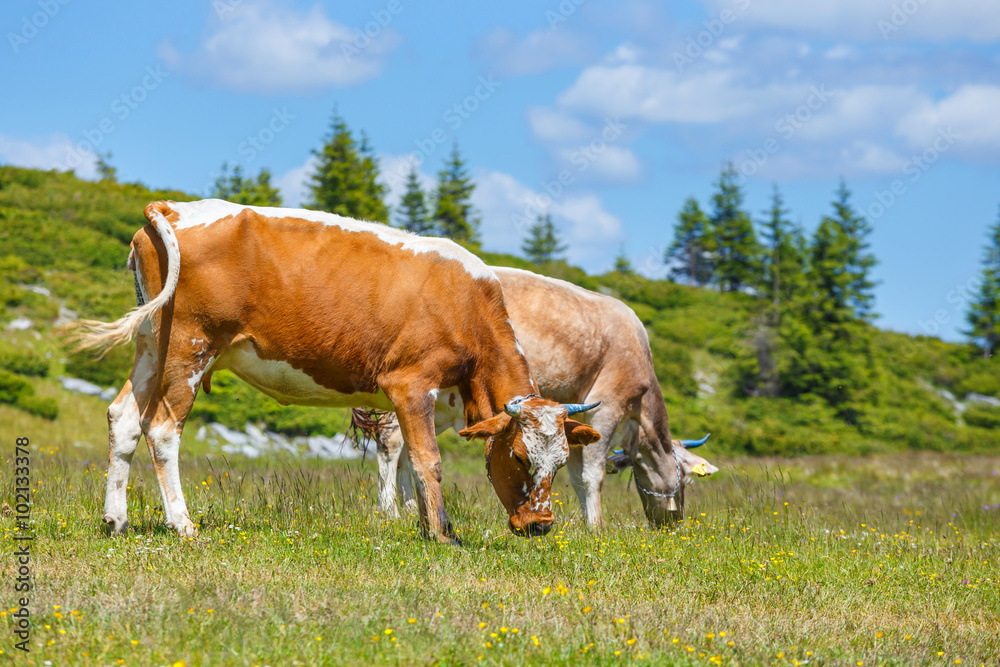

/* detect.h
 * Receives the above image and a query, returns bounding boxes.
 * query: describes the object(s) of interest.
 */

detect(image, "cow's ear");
[564,419,600,446]
[458,412,512,441]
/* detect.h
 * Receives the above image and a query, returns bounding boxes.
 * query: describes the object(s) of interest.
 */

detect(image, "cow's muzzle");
[509,510,554,537]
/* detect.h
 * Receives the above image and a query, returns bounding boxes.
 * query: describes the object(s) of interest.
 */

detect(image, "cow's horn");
[503,402,522,417]
[565,401,601,415]
[680,433,711,448]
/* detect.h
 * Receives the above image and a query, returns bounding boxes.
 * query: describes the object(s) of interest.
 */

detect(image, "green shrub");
[964,404,1000,430]
[0,369,32,403]
[16,394,59,420]
[65,344,134,388]
[647,338,697,398]
[0,348,49,377]
[955,369,1000,399]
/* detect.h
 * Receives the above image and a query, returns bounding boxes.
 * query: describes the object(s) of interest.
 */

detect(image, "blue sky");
[2,0,999,342]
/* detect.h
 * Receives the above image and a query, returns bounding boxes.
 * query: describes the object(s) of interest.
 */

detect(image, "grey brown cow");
[358,266,718,527]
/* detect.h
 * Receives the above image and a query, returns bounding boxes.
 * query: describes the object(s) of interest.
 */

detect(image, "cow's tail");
[64,202,181,356]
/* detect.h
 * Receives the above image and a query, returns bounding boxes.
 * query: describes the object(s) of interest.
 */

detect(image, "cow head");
[459,395,600,536]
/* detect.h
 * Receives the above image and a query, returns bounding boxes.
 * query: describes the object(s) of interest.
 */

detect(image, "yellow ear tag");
[692,463,708,477]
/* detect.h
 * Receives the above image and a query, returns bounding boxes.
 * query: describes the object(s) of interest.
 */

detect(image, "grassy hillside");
[0,166,997,456]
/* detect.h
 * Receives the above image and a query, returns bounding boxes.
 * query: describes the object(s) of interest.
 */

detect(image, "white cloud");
[823,44,857,60]
[169,0,399,94]
[473,169,623,267]
[0,134,98,180]
[705,0,1000,42]
[526,106,593,143]
[557,63,805,124]
[556,145,642,183]
[275,156,316,208]
[476,27,590,77]
[897,85,1000,160]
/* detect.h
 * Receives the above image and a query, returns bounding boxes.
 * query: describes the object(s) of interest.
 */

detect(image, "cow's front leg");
[387,388,458,545]
[568,402,629,528]
[104,381,142,534]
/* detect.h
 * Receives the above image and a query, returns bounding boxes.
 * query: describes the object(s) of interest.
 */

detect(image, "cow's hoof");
[103,514,129,535]
[435,533,462,547]
[168,520,198,538]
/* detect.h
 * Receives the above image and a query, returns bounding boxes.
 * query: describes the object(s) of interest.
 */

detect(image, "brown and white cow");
[358,266,719,528]
[70,200,600,543]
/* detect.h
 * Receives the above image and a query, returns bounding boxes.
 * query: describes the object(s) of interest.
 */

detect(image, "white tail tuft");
[63,205,181,356]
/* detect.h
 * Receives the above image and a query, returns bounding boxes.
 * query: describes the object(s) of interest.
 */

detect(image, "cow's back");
[136,200,512,401]
[492,267,650,404]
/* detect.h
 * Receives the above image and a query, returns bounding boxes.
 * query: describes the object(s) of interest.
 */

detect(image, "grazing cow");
[70,200,600,543]
[355,267,719,527]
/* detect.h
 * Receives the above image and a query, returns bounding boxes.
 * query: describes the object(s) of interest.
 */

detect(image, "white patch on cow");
[505,318,527,359]
[215,339,394,410]
[165,199,498,282]
[518,403,570,487]
[429,388,439,400]
[134,264,150,304]
[186,355,216,395]
[432,386,465,433]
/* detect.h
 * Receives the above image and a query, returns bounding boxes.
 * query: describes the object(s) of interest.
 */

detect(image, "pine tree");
[307,112,388,222]
[521,214,566,264]
[759,185,806,321]
[966,208,1000,359]
[665,197,714,286]
[778,216,875,423]
[710,164,761,293]
[614,247,633,275]
[735,186,807,398]
[432,144,480,244]
[826,180,877,321]
[211,163,282,206]
[96,152,117,182]
[397,166,432,234]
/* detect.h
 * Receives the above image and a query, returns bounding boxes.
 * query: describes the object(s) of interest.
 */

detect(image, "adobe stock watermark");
[54,65,170,174]
[877,0,931,40]
[863,127,958,221]
[7,0,71,54]
[734,84,832,185]
[916,273,987,338]
[386,75,502,190]
[510,117,627,233]
[673,0,751,72]
[197,107,295,196]
[547,0,590,30]
[340,0,414,63]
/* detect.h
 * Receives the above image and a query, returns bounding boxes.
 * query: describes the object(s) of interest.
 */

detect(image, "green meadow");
[2,390,998,666]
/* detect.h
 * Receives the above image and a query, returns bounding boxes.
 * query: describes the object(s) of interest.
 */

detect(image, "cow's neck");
[466,345,536,425]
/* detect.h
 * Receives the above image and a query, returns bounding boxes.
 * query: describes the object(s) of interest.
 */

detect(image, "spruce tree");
[711,164,761,293]
[521,214,566,264]
[211,163,282,206]
[779,216,875,423]
[760,185,806,320]
[307,112,388,222]
[966,208,1000,359]
[432,144,480,244]
[614,247,633,275]
[665,197,714,286]
[397,166,432,234]
[826,180,877,321]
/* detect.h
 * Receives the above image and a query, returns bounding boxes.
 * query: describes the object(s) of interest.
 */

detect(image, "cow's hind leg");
[140,354,214,537]
[376,424,406,519]
[397,445,418,513]
[103,380,142,534]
